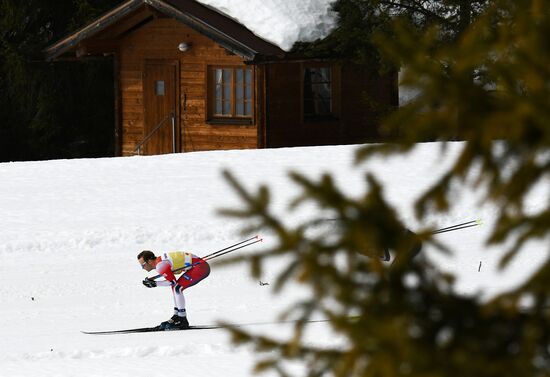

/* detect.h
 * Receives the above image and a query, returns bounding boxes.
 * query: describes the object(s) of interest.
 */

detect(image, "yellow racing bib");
[165,251,193,270]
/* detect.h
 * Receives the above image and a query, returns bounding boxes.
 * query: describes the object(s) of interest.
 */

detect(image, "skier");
[361,227,423,262]
[137,250,210,330]
[381,228,423,262]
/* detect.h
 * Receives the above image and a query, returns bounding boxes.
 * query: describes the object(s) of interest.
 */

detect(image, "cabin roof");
[44,0,285,62]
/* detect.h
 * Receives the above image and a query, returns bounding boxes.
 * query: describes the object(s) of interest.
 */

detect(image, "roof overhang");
[44,0,285,62]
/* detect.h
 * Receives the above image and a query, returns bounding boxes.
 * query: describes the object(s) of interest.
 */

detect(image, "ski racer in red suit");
[137,250,210,330]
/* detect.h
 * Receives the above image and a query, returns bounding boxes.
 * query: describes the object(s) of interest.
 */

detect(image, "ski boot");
[160,315,190,330]
[159,315,178,330]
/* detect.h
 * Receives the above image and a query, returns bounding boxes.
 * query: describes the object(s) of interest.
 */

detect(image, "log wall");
[118,17,258,156]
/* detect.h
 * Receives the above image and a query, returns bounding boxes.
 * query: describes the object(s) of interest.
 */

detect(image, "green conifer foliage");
[221,1,550,376]
[0,0,122,161]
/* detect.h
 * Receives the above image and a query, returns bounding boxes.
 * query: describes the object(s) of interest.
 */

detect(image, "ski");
[82,324,221,335]
[82,318,331,335]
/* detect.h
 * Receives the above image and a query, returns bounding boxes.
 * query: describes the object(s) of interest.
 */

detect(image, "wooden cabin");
[45,0,397,156]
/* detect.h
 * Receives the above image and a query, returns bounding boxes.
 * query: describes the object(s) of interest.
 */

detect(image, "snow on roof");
[196,0,338,51]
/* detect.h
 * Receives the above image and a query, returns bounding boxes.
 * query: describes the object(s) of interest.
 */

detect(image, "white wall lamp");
[178,42,191,52]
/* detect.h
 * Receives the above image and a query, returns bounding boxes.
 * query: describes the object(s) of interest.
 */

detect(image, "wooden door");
[143,61,179,155]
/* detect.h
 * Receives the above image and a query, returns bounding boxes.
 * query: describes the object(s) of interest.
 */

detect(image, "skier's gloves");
[142,278,157,288]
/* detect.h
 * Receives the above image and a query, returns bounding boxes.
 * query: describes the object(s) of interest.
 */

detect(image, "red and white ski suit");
[154,251,210,315]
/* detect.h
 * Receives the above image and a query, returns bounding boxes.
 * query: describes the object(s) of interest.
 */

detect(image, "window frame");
[207,65,254,125]
[302,63,340,122]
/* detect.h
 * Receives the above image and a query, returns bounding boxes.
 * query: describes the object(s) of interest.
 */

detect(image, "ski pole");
[149,236,263,280]
[432,220,478,233]
[432,223,479,235]
[203,237,263,262]
[431,219,482,235]
[171,237,263,276]
[201,235,260,260]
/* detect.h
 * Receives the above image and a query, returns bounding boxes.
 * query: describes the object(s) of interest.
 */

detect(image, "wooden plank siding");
[264,61,397,148]
[339,64,398,142]
[118,17,258,156]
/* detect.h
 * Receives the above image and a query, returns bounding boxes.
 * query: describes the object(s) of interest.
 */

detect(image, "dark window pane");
[304,99,314,115]
[236,69,243,86]
[223,69,232,83]
[155,81,165,96]
[236,83,244,101]
[304,66,332,116]
[236,101,244,116]
[224,83,231,102]
[318,67,330,82]
[223,100,231,115]
[314,98,331,114]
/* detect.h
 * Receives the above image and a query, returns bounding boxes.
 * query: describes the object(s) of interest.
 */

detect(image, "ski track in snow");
[0,143,548,376]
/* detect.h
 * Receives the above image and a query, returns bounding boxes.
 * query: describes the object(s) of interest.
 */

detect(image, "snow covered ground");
[0,143,548,376]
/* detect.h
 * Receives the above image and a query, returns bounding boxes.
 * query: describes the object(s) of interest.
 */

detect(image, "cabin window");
[209,66,253,123]
[155,81,165,96]
[303,66,333,119]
